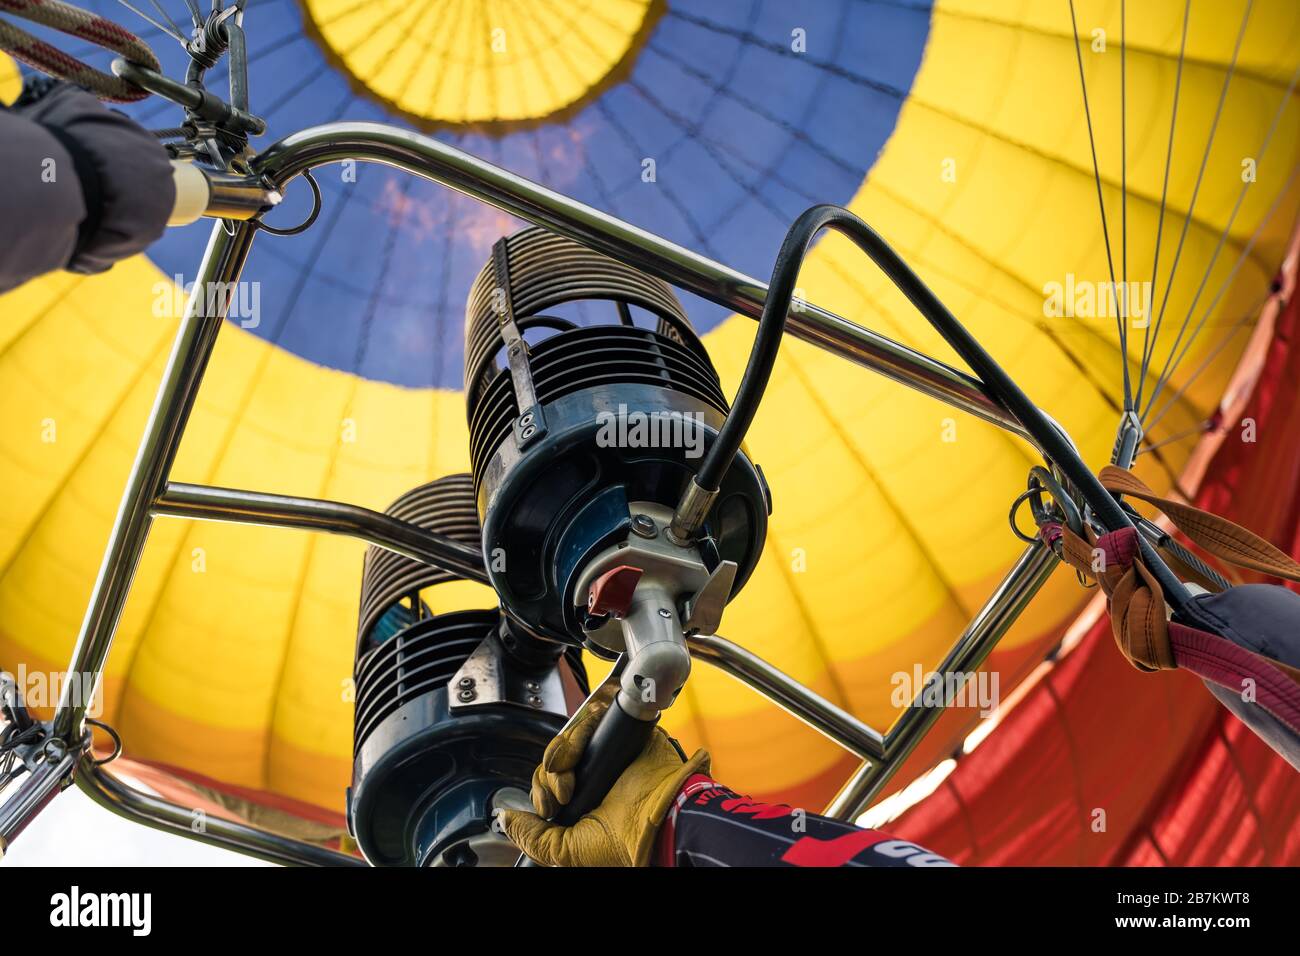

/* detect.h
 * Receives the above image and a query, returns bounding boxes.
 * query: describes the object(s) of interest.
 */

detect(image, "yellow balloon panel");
[301,0,660,128]
[0,53,19,103]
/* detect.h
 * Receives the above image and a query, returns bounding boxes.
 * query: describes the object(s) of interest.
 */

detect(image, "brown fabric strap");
[1057,523,1174,671]
[1098,466,1300,582]
[1053,467,1300,674]
[1059,521,1099,577]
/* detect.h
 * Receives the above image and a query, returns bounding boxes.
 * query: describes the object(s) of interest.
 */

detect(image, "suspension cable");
[1120,0,1129,402]
[1142,161,1299,431]
[1135,0,1190,410]
[1138,420,1213,458]
[116,0,185,44]
[1069,0,1130,409]
[1142,294,1268,437]
[1141,65,1300,423]
[1137,0,1253,406]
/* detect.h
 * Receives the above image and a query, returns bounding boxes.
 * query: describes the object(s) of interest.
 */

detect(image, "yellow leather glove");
[500,694,709,867]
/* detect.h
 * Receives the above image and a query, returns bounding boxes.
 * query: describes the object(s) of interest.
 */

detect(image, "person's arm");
[657,773,953,867]
[0,76,174,294]
[500,695,953,867]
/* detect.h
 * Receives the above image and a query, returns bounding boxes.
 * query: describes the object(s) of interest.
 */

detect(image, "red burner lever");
[587,565,643,619]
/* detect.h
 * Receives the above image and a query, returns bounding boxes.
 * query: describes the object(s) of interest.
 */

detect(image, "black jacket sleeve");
[0,76,174,294]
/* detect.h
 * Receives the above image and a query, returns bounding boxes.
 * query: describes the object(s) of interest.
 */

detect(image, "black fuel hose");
[693,204,1197,619]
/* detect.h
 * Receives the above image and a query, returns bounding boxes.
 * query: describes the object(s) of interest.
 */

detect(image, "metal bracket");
[491,238,547,449]
[682,559,738,635]
[1010,464,1083,546]
[574,503,713,654]
[448,628,567,717]
[0,719,81,850]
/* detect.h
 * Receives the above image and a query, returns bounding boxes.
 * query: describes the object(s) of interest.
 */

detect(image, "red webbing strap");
[1170,623,1300,736]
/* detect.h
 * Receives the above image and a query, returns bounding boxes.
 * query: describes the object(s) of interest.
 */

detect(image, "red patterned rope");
[0,0,159,102]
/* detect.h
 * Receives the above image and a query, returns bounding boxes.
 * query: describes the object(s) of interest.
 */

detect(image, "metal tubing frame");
[0,749,76,856]
[75,756,364,867]
[4,121,1076,864]
[687,634,886,761]
[686,540,1058,821]
[251,123,1036,445]
[823,542,1059,820]
[153,482,488,584]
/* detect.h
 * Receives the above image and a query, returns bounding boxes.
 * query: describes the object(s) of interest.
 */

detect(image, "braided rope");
[0,0,158,102]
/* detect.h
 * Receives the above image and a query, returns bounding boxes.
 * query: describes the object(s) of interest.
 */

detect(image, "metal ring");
[1027,465,1084,534]
[255,170,321,236]
[1008,488,1041,544]
[85,718,123,766]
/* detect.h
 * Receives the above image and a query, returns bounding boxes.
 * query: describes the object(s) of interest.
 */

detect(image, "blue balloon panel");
[69,0,931,387]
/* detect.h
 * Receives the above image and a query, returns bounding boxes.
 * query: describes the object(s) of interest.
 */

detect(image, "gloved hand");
[500,692,709,867]
[1,76,174,292]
